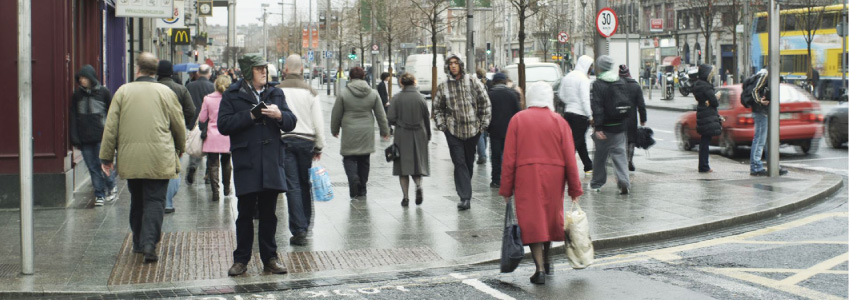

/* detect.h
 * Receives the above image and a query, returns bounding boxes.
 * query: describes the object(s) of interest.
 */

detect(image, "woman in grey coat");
[330,67,390,199]
[387,73,431,207]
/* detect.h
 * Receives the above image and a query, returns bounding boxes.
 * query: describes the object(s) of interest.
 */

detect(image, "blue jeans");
[166,176,180,209]
[80,143,115,198]
[750,112,768,173]
[477,131,488,161]
[282,138,315,236]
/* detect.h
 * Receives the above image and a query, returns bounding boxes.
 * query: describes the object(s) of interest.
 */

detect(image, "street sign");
[172,28,191,45]
[558,31,569,43]
[157,0,186,29]
[308,51,314,61]
[596,8,618,38]
[325,51,333,58]
[837,21,847,37]
[650,18,663,32]
[400,43,417,49]
[372,44,379,51]
[117,0,173,18]
[371,50,380,54]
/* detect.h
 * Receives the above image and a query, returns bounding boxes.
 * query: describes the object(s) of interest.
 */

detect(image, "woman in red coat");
[499,81,584,284]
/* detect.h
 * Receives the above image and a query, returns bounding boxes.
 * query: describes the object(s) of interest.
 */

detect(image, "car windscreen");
[524,67,560,83]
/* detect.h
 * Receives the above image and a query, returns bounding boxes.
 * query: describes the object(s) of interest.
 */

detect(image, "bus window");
[820,12,837,29]
[781,15,797,31]
[756,16,767,33]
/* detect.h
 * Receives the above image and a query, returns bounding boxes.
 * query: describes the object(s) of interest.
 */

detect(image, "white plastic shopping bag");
[565,202,594,269]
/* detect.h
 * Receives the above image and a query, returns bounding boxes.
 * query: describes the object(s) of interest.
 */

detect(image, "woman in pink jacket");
[199,76,233,202]
[499,82,584,285]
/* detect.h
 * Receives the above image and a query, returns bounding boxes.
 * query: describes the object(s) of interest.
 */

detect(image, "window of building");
[666,4,675,30]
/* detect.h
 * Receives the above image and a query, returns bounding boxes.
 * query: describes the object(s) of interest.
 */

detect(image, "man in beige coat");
[100,52,186,263]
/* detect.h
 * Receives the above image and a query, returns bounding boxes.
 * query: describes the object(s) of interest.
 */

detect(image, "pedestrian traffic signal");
[486,42,491,55]
[193,50,198,61]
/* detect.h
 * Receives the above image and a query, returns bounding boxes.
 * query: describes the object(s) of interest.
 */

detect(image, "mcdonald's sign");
[173,28,191,45]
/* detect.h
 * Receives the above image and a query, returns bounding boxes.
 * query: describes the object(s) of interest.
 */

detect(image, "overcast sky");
[206,0,332,27]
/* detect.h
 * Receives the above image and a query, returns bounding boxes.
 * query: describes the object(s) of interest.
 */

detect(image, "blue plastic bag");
[309,165,334,202]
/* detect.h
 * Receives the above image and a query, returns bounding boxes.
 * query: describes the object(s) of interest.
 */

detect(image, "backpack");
[602,79,633,123]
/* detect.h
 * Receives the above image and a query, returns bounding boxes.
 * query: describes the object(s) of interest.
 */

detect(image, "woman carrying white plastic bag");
[565,202,594,269]
[499,82,584,285]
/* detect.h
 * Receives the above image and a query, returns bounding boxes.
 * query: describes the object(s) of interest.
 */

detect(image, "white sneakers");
[95,197,105,206]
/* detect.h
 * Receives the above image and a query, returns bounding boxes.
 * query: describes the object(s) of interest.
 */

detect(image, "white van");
[404,54,445,96]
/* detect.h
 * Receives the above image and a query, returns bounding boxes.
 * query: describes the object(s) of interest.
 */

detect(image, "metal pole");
[768,0,780,177]
[594,0,608,59]
[17,0,34,275]
[309,0,313,85]
[128,19,135,83]
[370,0,376,88]
[625,0,630,69]
[843,2,847,85]
[228,0,236,67]
[743,0,750,77]
[467,0,475,74]
[326,0,330,95]
[263,7,268,62]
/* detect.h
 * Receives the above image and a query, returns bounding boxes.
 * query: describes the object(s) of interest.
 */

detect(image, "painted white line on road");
[784,156,849,162]
[779,252,849,285]
[451,273,515,300]
[653,129,674,134]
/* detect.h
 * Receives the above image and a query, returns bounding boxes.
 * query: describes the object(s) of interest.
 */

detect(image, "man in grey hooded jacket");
[589,55,631,195]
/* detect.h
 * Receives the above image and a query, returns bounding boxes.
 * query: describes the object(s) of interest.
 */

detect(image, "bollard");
[715,73,722,87]
[727,74,734,85]
[661,76,667,100]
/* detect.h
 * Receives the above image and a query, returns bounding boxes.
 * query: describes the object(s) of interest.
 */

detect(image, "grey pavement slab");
[0,91,841,294]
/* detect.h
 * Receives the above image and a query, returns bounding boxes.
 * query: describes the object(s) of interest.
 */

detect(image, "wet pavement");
[0,89,842,296]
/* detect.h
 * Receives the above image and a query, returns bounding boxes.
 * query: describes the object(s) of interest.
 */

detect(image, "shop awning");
[662,56,681,67]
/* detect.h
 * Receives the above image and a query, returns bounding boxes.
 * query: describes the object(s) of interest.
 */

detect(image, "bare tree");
[534,2,567,63]
[510,0,542,95]
[684,0,723,65]
[379,1,416,95]
[791,0,832,80]
[410,0,452,98]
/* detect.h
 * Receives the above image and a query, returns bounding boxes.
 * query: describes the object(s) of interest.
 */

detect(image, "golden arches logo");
[174,29,190,44]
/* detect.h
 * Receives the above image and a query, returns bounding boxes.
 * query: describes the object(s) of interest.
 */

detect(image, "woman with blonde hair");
[198,75,233,202]
[387,73,430,206]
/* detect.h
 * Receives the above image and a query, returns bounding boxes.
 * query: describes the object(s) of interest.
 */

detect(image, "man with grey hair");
[100,52,186,262]
[279,54,325,246]
[185,64,216,185]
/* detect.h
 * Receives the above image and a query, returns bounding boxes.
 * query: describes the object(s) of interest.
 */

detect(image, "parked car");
[503,62,564,108]
[823,94,848,148]
[675,83,823,157]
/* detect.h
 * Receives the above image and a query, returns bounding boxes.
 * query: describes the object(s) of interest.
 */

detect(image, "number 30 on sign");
[596,8,618,38]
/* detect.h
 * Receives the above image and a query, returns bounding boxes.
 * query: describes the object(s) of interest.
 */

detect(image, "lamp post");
[580,0,587,57]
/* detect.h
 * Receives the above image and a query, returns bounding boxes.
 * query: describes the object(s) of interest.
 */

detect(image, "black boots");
[530,271,546,284]
[457,199,471,211]
[186,167,196,184]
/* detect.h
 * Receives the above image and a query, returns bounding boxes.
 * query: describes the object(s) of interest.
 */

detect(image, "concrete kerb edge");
[644,104,693,113]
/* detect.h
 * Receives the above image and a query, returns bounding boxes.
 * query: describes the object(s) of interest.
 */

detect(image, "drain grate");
[445,228,503,243]
[108,231,441,285]
[0,264,20,278]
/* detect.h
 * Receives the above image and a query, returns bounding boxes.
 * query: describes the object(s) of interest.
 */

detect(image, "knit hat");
[595,55,615,73]
[157,60,173,78]
[492,72,507,83]
[238,54,268,81]
[618,64,631,78]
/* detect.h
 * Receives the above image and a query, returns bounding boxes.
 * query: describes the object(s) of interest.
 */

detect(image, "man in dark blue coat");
[218,55,297,276]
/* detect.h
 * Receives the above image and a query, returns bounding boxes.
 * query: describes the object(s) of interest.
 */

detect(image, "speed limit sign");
[596,8,618,38]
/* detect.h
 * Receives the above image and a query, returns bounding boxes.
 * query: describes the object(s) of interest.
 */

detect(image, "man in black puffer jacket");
[70,65,117,206]
[618,65,647,172]
[589,55,631,195]
[692,64,722,173]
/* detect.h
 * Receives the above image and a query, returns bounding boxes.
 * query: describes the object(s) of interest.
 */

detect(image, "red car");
[675,83,823,157]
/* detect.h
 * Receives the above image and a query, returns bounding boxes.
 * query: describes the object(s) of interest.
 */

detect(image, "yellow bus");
[752,5,847,99]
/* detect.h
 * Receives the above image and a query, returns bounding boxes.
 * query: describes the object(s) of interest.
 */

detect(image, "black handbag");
[384,144,400,162]
[636,126,656,149]
[500,199,524,273]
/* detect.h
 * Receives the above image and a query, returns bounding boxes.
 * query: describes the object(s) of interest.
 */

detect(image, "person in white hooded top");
[558,55,594,174]
[277,54,326,246]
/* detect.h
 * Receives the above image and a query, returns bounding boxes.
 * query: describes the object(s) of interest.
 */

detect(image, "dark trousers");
[342,155,371,197]
[234,191,279,264]
[699,134,713,172]
[127,179,168,251]
[490,136,505,184]
[283,138,315,235]
[446,132,480,201]
[564,112,593,171]
[206,153,232,198]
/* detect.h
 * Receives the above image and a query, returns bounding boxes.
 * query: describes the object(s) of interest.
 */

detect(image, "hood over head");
[526,81,554,110]
[75,65,100,88]
[346,79,373,98]
[444,53,465,77]
[574,55,593,75]
[698,64,716,82]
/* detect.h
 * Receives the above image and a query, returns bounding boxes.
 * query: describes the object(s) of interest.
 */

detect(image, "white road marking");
[784,156,849,162]
[653,129,674,134]
[451,273,515,300]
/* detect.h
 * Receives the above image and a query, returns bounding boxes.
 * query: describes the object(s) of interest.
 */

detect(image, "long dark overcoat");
[218,80,297,196]
[387,86,431,176]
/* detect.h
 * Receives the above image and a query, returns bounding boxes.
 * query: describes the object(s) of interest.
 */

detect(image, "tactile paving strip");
[0,264,20,278]
[108,231,441,285]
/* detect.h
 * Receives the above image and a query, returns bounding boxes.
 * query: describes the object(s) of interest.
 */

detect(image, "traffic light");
[486,42,491,55]
[349,47,357,60]
[193,50,198,62]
